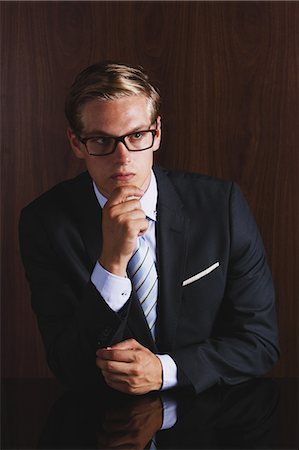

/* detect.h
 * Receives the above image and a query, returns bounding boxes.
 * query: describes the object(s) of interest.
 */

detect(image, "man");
[19,61,279,395]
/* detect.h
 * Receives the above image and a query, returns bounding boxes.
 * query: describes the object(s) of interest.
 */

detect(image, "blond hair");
[65,61,161,133]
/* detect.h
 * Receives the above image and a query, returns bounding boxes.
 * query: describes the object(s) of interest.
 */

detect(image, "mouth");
[111,172,135,182]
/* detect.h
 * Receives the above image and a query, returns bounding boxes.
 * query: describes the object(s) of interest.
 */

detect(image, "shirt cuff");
[160,395,178,430]
[156,354,178,390]
[91,261,132,312]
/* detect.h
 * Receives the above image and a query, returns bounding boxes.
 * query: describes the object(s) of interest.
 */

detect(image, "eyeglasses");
[77,125,158,156]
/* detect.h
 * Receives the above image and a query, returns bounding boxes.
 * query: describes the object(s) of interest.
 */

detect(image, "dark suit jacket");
[19,166,279,393]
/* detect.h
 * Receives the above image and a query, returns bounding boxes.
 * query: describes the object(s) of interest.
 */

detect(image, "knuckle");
[123,221,131,232]
[134,349,144,363]
[109,209,117,220]
[126,385,134,394]
[132,199,142,209]
[134,353,142,364]
[114,214,122,225]
[128,382,138,393]
[104,210,117,223]
[131,366,142,377]
[107,361,114,371]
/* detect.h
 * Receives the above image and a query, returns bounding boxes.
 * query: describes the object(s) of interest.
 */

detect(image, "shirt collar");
[92,170,158,222]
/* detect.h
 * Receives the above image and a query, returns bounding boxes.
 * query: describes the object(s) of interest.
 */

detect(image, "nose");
[113,140,131,163]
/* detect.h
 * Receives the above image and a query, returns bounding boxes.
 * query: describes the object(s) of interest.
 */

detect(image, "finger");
[105,377,147,395]
[128,218,149,237]
[96,339,141,359]
[105,209,149,237]
[107,198,143,216]
[102,368,152,395]
[96,347,132,362]
[97,357,132,375]
[108,186,144,206]
[115,210,148,227]
[110,338,140,351]
[101,369,131,382]
[96,349,136,365]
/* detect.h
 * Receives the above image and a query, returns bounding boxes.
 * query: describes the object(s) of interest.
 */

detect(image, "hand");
[96,339,163,395]
[99,186,149,276]
[96,395,163,449]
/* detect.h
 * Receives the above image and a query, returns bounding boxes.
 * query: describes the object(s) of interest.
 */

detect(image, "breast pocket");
[182,262,220,287]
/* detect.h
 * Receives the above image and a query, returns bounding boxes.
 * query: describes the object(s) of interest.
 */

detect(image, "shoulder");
[21,172,92,217]
[154,165,233,189]
[19,172,95,235]
[159,167,231,187]
[154,166,235,207]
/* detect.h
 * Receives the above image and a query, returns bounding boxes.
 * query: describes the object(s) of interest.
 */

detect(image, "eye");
[131,131,144,140]
[92,136,111,146]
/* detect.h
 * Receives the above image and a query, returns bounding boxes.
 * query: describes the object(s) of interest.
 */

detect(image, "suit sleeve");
[169,183,280,394]
[19,206,129,390]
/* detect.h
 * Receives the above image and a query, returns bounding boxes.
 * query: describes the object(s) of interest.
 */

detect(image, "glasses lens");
[125,131,155,151]
[86,137,115,156]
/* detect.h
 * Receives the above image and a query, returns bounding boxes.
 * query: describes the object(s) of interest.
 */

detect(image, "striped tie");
[127,236,158,338]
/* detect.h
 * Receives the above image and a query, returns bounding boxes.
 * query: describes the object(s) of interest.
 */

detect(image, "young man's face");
[67,95,161,198]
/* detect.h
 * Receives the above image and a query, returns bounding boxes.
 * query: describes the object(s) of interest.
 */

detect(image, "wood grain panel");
[1,1,298,377]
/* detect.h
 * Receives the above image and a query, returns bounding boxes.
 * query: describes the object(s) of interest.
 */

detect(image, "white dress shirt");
[91,171,177,390]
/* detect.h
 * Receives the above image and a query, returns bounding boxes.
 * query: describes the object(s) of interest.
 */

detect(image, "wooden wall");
[1,1,298,378]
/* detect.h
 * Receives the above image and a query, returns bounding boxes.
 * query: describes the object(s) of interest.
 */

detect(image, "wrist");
[99,255,128,277]
[155,355,163,391]
[155,354,178,390]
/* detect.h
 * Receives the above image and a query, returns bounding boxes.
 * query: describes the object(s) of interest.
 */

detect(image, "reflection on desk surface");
[2,378,298,449]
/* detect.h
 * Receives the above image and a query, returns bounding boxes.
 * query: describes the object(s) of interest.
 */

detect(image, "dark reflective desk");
[2,378,298,449]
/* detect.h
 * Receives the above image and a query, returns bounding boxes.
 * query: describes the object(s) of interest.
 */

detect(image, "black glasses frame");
[77,126,157,157]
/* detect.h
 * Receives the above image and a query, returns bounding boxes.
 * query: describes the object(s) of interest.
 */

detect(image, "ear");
[67,128,85,160]
[153,116,162,152]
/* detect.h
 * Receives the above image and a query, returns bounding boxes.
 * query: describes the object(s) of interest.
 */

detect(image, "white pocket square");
[182,262,220,286]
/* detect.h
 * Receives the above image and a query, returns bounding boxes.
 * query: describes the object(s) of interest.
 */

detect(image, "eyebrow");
[83,124,151,138]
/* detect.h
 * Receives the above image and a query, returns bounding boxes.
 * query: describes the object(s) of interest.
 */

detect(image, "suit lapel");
[154,167,189,352]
